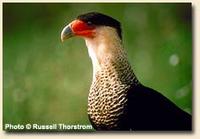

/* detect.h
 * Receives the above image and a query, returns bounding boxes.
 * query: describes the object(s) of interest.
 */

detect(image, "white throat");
[85,39,101,80]
[84,26,122,80]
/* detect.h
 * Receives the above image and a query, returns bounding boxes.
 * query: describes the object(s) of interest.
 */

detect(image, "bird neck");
[85,27,139,128]
[84,26,138,86]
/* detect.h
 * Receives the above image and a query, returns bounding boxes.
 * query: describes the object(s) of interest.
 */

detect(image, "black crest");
[77,12,122,39]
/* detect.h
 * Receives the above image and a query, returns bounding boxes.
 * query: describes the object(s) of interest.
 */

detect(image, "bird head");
[61,12,124,80]
[61,12,122,42]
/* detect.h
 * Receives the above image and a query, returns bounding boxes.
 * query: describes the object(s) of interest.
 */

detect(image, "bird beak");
[61,25,74,42]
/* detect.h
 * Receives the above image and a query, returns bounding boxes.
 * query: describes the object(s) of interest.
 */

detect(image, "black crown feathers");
[77,12,122,39]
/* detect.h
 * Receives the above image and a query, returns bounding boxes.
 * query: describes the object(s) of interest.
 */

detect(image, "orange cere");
[71,20,95,37]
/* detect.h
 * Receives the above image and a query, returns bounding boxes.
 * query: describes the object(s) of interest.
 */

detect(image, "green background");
[3,3,192,131]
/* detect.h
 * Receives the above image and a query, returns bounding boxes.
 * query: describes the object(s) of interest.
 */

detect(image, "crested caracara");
[60,12,192,131]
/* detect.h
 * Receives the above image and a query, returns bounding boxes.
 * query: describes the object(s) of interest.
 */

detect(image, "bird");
[60,12,192,131]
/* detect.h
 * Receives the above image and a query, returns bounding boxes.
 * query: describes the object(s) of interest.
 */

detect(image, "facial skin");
[61,19,96,41]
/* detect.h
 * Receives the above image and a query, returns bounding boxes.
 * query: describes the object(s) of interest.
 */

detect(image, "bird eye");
[87,21,92,25]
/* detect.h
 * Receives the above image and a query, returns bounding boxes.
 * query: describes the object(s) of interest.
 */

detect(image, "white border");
[0,0,199,139]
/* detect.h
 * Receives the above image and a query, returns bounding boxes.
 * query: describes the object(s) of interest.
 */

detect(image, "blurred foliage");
[3,3,192,131]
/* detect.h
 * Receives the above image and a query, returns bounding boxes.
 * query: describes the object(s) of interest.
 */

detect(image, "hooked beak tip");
[61,25,74,42]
